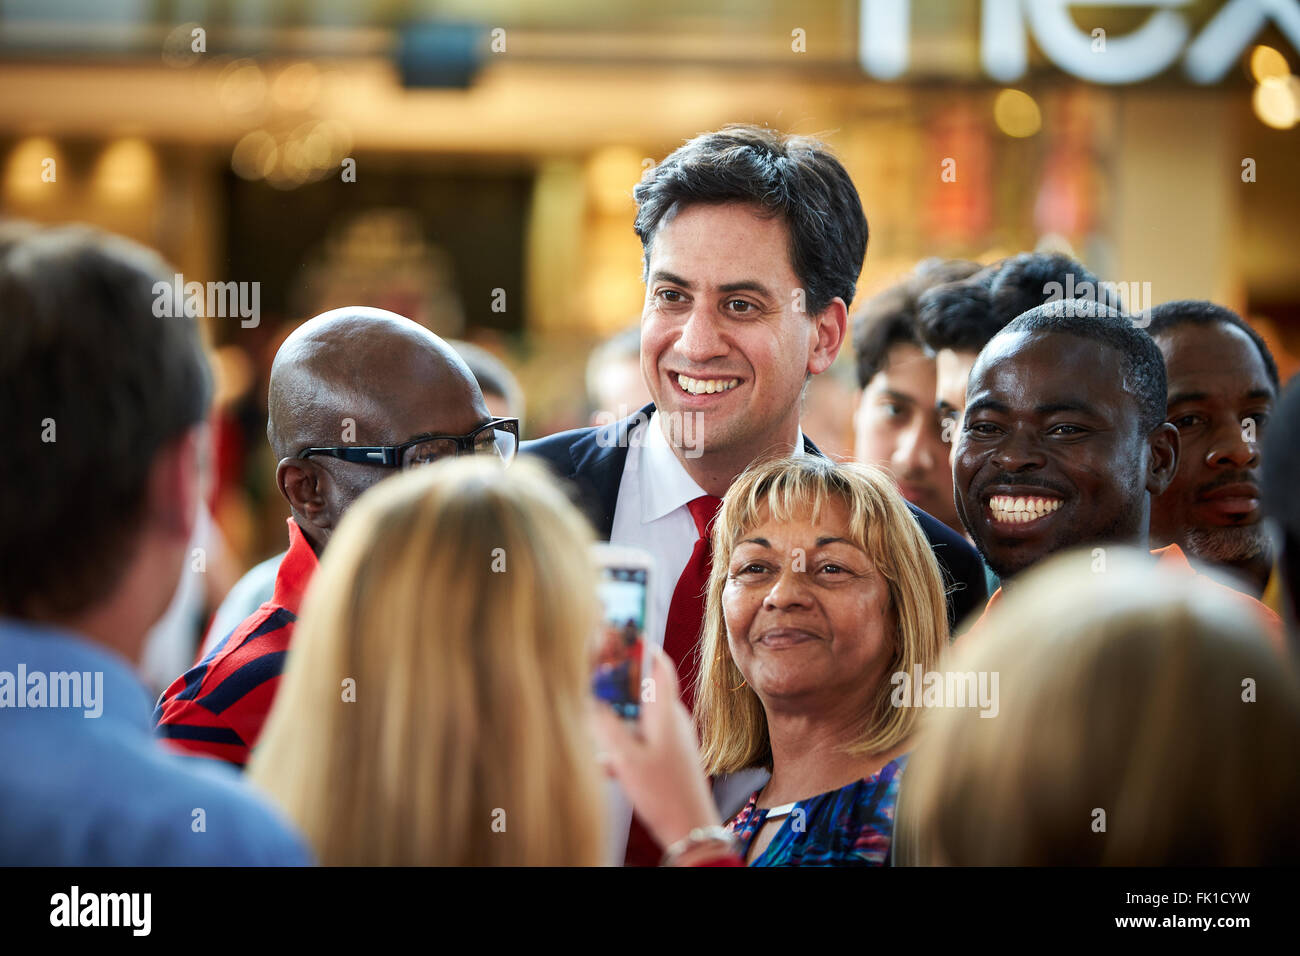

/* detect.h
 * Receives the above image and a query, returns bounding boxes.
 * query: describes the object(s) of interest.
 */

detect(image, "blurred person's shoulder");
[146,751,314,866]
[0,619,310,866]
[64,723,312,866]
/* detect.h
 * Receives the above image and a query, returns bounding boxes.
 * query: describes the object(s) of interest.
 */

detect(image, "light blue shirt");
[0,617,312,865]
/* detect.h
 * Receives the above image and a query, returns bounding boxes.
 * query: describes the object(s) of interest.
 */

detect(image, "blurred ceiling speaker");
[395,21,486,89]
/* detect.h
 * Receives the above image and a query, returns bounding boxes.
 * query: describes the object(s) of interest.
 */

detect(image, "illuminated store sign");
[859,0,1300,84]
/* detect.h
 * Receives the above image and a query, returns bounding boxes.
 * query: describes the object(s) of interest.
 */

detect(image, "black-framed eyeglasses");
[297,418,519,470]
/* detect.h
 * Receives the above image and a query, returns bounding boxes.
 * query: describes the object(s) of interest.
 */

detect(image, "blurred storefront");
[2,0,1298,562]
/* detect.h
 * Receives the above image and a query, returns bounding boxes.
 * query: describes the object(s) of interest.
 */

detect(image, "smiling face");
[1151,322,1275,562]
[722,498,894,711]
[640,201,844,469]
[854,343,959,531]
[954,330,1176,580]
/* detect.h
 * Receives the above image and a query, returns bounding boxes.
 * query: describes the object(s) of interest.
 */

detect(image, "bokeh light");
[994,88,1042,138]
[4,136,62,202]
[92,137,158,204]
[1250,45,1290,84]
[1253,76,1298,130]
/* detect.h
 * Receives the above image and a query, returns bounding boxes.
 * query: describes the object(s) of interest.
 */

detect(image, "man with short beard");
[1145,301,1278,599]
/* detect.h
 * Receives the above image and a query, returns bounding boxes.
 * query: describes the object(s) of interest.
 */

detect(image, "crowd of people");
[2,124,1298,867]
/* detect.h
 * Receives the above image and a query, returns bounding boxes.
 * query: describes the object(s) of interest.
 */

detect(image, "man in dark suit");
[524,125,986,864]
[528,403,984,625]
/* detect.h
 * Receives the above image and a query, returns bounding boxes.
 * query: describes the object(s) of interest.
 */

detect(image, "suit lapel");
[564,403,656,539]
[569,408,818,538]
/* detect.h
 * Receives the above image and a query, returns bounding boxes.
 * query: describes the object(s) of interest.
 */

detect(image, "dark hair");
[919,253,1110,354]
[0,225,212,617]
[997,300,1168,434]
[633,125,868,316]
[916,268,999,353]
[852,259,981,387]
[988,252,1116,326]
[1146,300,1279,389]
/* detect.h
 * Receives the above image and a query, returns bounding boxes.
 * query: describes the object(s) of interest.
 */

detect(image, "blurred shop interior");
[2,0,1299,575]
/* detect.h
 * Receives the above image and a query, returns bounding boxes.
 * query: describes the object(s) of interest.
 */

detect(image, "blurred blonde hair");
[696,456,948,775]
[247,457,605,866]
[896,547,1300,865]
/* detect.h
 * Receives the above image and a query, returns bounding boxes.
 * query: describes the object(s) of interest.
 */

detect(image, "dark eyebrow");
[1036,400,1100,416]
[878,390,917,407]
[1168,389,1274,408]
[815,536,853,547]
[739,537,771,548]
[965,397,1008,416]
[717,280,775,298]
[650,270,693,289]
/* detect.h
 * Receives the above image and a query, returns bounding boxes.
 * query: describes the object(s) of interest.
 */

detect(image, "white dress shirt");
[603,411,802,863]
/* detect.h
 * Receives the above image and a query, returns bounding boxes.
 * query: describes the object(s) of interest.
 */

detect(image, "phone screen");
[593,564,649,719]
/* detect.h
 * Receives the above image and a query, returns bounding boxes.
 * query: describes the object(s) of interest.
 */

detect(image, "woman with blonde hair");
[248,456,612,865]
[896,546,1300,865]
[687,455,949,865]
[249,455,740,866]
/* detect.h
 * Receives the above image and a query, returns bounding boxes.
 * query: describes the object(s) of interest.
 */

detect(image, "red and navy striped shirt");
[154,518,318,767]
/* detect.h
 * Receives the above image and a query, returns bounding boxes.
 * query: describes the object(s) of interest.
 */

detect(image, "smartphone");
[591,544,653,720]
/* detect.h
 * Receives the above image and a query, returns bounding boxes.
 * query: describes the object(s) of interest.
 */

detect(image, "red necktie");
[624,493,722,867]
[663,494,723,715]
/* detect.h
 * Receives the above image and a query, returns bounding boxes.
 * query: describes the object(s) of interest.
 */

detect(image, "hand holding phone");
[591,644,727,860]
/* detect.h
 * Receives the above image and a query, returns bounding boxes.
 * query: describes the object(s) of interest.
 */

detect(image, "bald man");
[154,308,510,766]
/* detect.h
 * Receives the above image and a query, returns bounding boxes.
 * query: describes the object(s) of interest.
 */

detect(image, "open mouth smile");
[985,493,1065,529]
[674,373,741,396]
